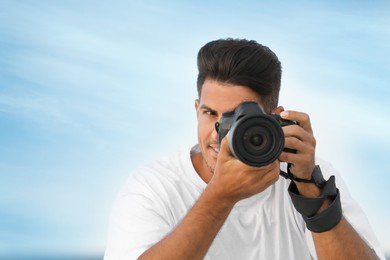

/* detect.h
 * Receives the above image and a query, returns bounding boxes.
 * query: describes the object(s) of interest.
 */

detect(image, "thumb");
[272,106,285,115]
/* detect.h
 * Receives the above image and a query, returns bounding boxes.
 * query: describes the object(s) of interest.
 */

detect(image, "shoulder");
[124,150,190,191]
[105,150,194,259]
[313,157,385,259]
[315,157,339,179]
[314,157,351,196]
[118,147,204,201]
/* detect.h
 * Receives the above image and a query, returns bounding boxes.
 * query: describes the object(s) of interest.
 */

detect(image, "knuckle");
[304,154,311,164]
[303,112,310,122]
[312,137,317,147]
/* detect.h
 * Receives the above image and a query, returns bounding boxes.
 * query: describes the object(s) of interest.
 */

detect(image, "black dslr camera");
[216,101,296,167]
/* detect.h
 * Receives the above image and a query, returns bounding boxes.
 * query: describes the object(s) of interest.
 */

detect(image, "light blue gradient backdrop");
[1,1,389,258]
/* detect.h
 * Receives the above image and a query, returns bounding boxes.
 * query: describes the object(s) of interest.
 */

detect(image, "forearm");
[138,185,235,260]
[312,216,378,259]
[295,182,378,259]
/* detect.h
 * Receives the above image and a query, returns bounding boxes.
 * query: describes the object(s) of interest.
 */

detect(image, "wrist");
[289,175,342,233]
[203,182,237,216]
[293,182,333,213]
[294,182,321,197]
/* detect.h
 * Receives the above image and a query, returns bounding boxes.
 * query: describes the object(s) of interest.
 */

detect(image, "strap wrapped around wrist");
[303,189,342,232]
[288,175,342,233]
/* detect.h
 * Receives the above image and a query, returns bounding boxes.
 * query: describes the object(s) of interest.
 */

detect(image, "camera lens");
[229,115,285,167]
[250,135,263,147]
[243,126,269,153]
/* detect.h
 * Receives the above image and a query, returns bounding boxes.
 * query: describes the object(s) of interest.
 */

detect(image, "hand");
[277,110,316,180]
[208,133,280,204]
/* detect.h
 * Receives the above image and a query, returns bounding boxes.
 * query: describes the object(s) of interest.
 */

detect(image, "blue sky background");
[1,0,389,258]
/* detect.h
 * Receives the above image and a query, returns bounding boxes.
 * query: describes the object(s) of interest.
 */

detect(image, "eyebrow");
[199,104,217,114]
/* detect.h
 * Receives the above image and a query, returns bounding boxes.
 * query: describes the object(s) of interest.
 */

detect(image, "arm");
[138,135,280,259]
[279,110,379,259]
[312,216,378,259]
[296,182,378,259]
[138,181,234,260]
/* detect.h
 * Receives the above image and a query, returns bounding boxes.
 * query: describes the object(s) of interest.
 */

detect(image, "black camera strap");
[280,164,343,233]
[288,176,342,233]
[279,163,314,183]
[280,170,314,183]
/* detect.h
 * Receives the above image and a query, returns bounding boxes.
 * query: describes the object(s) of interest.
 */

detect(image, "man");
[104,39,385,259]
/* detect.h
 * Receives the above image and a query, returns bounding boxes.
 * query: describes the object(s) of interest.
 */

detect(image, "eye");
[203,110,216,116]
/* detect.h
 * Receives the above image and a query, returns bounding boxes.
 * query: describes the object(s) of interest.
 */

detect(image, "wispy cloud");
[1,0,389,256]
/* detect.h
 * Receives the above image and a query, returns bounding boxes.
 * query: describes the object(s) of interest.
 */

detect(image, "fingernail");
[280,111,288,118]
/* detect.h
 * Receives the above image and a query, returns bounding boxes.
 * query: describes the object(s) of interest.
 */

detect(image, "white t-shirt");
[104,147,385,260]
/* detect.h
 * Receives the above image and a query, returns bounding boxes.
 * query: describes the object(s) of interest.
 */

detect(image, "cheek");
[197,119,214,141]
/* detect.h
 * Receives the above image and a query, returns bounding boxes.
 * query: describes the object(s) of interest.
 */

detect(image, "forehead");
[200,79,262,112]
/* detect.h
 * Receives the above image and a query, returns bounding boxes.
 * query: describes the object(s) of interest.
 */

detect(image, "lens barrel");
[228,114,285,167]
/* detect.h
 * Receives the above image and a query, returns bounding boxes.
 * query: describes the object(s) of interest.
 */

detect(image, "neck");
[191,151,213,184]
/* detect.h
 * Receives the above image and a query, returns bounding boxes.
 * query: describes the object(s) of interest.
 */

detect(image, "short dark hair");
[196,38,282,113]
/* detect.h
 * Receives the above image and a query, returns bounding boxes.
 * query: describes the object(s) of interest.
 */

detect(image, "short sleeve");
[104,172,172,260]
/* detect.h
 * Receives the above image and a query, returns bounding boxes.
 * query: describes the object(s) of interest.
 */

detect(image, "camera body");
[216,101,296,167]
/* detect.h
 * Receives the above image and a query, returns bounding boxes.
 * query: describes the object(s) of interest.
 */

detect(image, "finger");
[284,136,315,155]
[279,150,313,169]
[280,110,313,133]
[257,161,280,184]
[249,160,280,185]
[284,136,306,153]
[283,126,316,146]
[252,159,280,173]
[272,106,285,115]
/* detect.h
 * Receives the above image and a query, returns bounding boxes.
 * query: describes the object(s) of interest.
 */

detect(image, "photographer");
[104,39,385,259]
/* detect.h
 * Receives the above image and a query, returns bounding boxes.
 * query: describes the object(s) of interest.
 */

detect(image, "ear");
[195,99,200,109]
[272,106,284,115]
[195,99,200,117]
